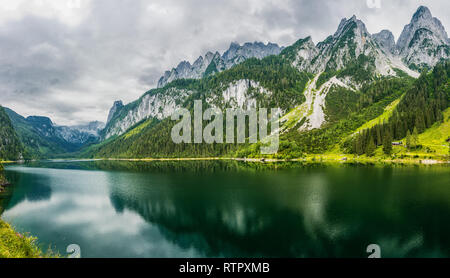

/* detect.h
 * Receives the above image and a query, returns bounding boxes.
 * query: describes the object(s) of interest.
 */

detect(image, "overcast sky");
[0,0,448,126]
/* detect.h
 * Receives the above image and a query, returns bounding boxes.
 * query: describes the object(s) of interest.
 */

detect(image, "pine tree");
[412,127,419,149]
[414,112,426,133]
[376,125,382,146]
[356,134,364,156]
[383,130,393,155]
[406,130,412,150]
[448,142,450,160]
[365,136,376,157]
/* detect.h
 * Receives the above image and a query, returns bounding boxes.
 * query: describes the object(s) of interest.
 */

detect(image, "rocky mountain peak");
[157,41,282,88]
[373,30,396,54]
[397,6,449,69]
[412,6,432,21]
[334,15,369,39]
[397,6,448,51]
[106,100,124,124]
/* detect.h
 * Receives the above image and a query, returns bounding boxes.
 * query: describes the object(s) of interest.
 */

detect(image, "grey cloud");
[0,0,448,125]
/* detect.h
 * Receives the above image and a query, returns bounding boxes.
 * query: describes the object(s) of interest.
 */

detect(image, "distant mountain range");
[3,107,104,158]
[1,6,449,160]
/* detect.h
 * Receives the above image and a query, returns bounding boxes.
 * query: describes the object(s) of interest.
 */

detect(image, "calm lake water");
[1,160,449,258]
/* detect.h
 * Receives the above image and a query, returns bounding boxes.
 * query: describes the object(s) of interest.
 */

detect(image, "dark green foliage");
[348,61,450,155]
[324,86,359,123]
[4,108,83,159]
[203,61,219,77]
[194,55,312,110]
[290,78,410,154]
[280,37,313,63]
[337,54,377,84]
[365,136,376,157]
[0,106,24,161]
[383,130,393,155]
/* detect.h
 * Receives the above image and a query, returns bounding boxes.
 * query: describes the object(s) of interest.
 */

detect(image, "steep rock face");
[397,6,449,69]
[106,101,124,124]
[207,80,273,110]
[287,37,320,72]
[372,30,396,54]
[157,42,283,88]
[289,16,402,78]
[103,87,195,139]
[103,80,276,140]
[57,121,105,145]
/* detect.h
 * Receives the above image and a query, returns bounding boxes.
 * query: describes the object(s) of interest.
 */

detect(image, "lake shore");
[0,219,49,258]
[99,155,450,165]
[3,155,449,166]
[0,168,54,258]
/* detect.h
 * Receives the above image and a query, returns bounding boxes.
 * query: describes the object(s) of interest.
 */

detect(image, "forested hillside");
[345,61,450,157]
[0,106,23,161]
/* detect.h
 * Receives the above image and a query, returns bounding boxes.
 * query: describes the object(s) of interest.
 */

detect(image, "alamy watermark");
[67,244,81,258]
[170,100,280,154]
[367,244,381,258]
[366,0,381,9]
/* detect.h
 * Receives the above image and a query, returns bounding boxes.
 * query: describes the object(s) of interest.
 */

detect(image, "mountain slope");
[103,55,311,139]
[0,106,24,161]
[87,6,449,160]
[4,108,104,158]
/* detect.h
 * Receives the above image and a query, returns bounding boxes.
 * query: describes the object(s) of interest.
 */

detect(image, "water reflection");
[1,161,450,258]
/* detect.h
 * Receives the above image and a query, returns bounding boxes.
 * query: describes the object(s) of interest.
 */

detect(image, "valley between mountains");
[1,6,449,163]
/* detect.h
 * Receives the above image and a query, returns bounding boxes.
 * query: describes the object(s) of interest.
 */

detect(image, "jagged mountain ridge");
[104,8,447,140]
[157,42,283,88]
[77,7,450,148]
[286,15,419,81]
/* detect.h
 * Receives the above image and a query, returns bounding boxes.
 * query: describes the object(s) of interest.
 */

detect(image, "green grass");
[353,97,402,134]
[0,219,58,258]
[123,120,153,139]
[416,108,450,153]
[351,108,450,161]
[386,107,450,159]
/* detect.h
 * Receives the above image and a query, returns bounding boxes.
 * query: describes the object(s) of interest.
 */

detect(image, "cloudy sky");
[0,0,448,126]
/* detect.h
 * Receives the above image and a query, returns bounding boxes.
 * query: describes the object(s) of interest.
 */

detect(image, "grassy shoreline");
[0,168,58,258]
[0,219,51,258]
[3,155,449,166]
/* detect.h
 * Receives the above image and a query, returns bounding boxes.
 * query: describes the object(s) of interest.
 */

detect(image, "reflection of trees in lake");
[2,170,52,211]
[107,166,450,258]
